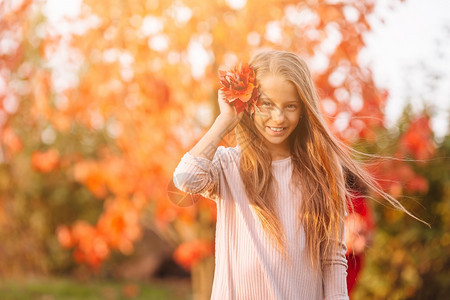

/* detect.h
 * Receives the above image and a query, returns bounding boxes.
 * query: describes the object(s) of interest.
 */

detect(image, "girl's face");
[253,74,302,158]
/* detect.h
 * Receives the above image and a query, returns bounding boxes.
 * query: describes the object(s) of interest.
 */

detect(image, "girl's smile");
[266,126,287,135]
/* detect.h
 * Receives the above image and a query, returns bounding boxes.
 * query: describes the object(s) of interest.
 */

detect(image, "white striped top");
[173,145,349,300]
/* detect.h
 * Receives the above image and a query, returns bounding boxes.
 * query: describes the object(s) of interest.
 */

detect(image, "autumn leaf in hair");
[218,62,260,114]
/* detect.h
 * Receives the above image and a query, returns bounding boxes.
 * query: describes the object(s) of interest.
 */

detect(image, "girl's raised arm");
[170,90,243,205]
[189,89,243,160]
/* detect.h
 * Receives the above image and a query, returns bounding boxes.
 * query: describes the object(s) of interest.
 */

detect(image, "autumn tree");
[353,108,448,299]
[0,0,440,298]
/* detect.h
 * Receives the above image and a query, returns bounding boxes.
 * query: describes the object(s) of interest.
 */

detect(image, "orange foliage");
[173,239,215,270]
[97,197,142,254]
[1,0,434,270]
[368,160,429,197]
[1,128,23,156]
[31,149,60,173]
[31,70,52,119]
[63,221,110,269]
[56,225,75,249]
[399,116,436,161]
[73,160,108,199]
[56,197,144,267]
[55,0,434,268]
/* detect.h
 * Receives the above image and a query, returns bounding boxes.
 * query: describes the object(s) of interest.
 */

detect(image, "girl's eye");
[261,102,272,107]
[287,104,297,110]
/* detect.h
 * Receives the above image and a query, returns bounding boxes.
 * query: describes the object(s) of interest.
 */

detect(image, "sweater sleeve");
[321,221,349,300]
[172,146,225,203]
[321,161,349,299]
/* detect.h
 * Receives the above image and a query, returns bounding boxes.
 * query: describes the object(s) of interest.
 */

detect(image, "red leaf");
[218,62,259,114]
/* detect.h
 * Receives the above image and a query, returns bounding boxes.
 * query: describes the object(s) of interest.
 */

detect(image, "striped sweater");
[173,145,349,300]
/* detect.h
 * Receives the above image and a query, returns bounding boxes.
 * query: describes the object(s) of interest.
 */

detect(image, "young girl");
[172,49,416,300]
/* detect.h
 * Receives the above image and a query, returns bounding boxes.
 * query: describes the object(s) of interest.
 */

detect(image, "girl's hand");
[217,88,244,129]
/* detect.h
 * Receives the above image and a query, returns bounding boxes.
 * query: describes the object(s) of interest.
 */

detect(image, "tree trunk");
[191,255,215,300]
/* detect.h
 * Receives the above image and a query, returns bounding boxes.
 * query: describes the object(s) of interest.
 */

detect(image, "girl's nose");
[271,106,285,122]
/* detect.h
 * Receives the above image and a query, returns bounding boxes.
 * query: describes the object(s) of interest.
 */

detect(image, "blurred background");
[0,0,449,299]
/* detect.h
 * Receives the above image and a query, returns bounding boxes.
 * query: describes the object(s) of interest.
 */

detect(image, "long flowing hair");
[234,49,426,277]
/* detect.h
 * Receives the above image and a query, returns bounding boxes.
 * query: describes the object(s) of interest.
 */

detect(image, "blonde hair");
[234,49,426,277]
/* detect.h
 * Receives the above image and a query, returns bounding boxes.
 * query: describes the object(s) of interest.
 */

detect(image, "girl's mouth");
[267,126,287,135]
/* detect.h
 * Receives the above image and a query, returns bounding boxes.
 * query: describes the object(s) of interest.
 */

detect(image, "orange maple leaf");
[218,62,260,114]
